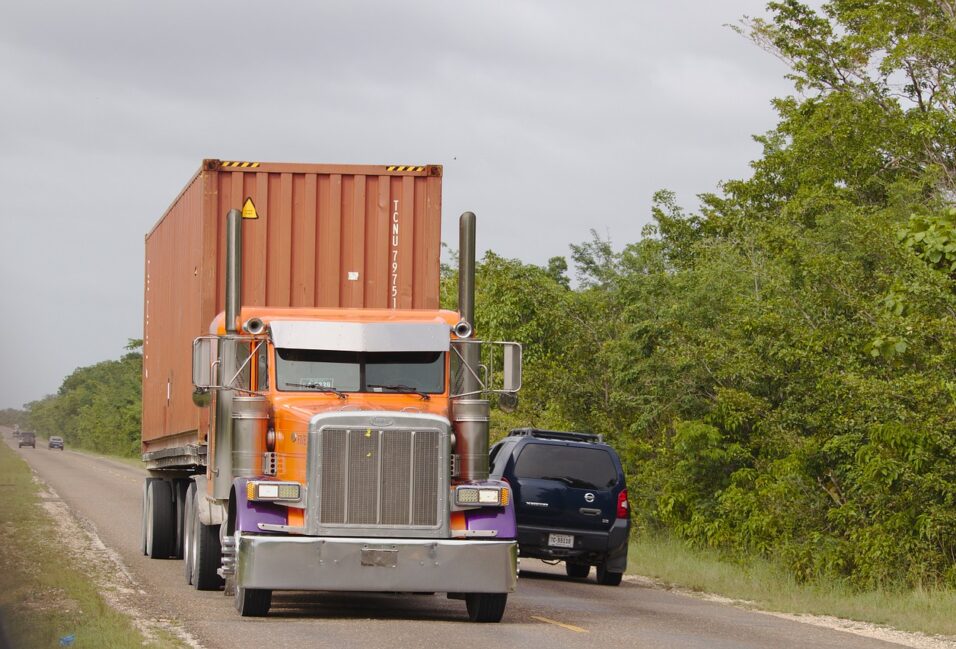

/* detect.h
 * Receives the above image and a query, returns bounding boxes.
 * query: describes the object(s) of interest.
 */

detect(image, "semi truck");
[141,160,521,621]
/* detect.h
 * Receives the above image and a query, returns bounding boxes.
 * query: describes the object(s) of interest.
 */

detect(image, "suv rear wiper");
[539,475,594,488]
[283,381,348,399]
[367,384,430,400]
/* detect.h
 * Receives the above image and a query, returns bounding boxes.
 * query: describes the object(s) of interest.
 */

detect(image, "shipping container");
[142,160,443,452]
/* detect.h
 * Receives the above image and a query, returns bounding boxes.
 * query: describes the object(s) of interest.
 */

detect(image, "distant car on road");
[18,431,36,448]
[489,428,631,585]
[48,436,64,450]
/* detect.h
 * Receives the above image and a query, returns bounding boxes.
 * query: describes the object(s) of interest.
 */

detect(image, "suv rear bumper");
[517,518,629,570]
[236,533,518,593]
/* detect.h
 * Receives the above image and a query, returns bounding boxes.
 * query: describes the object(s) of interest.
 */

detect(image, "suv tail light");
[616,489,629,519]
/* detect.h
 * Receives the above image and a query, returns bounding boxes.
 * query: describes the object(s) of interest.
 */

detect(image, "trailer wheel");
[189,487,224,591]
[465,593,507,623]
[141,478,162,555]
[141,480,152,555]
[173,479,190,559]
[183,482,196,584]
[145,480,175,559]
[235,586,272,617]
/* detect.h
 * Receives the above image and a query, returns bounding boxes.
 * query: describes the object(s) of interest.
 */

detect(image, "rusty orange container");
[142,159,443,452]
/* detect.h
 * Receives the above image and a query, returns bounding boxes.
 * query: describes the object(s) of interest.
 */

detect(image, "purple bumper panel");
[464,481,517,539]
[233,478,289,533]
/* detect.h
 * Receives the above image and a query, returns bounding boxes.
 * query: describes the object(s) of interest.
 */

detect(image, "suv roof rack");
[507,428,604,444]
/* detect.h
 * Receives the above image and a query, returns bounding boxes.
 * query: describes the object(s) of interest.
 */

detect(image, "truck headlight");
[247,481,301,501]
[455,485,509,507]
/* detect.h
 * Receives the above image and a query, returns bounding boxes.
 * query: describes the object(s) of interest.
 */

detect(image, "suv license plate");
[548,533,574,548]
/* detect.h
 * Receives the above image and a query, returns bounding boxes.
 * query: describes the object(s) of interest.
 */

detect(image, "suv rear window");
[514,444,617,489]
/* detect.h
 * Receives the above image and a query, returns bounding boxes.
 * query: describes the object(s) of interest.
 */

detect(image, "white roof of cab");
[269,320,450,352]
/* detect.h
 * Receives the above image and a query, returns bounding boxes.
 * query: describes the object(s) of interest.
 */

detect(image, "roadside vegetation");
[465,0,956,598]
[12,0,956,629]
[628,535,956,637]
[23,340,142,458]
[0,440,178,648]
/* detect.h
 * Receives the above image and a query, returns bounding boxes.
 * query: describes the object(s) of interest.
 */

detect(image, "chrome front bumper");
[236,534,518,593]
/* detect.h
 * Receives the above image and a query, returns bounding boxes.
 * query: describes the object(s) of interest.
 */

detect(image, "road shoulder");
[0,437,199,649]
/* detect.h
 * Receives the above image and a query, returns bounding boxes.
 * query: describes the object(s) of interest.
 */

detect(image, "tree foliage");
[26,341,142,457]
[452,0,956,589]
[0,409,27,428]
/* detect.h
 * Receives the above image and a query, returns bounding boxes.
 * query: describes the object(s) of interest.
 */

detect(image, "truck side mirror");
[498,391,518,413]
[501,342,522,393]
[192,337,217,389]
[192,387,211,408]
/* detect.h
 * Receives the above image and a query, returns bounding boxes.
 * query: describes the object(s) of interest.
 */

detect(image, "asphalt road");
[6,434,907,649]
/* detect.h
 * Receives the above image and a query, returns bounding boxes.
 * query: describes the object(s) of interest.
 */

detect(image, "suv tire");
[596,563,623,586]
[565,562,590,579]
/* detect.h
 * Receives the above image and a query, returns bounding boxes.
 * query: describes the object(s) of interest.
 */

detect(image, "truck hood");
[272,393,450,435]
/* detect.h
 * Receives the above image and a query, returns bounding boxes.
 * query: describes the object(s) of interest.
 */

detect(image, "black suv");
[18,431,36,448]
[489,428,630,585]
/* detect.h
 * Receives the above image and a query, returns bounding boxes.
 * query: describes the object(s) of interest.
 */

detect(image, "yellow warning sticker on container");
[223,161,260,168]
[241,197,259,220]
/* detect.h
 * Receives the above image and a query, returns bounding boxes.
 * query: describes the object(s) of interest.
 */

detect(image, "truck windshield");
[275,349,445,395]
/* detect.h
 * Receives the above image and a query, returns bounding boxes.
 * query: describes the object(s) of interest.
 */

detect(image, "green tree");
[26,342,143,457]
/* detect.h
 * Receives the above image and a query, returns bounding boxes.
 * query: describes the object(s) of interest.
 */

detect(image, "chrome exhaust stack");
[453,211,489,481]
[213,208,243,499]
[225,209,242,335]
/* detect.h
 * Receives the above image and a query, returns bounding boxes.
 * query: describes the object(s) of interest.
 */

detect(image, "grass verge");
[0,442,181,649]
[628,534,956,637]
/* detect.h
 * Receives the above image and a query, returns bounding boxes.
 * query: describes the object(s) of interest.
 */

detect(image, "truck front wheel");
[235,586,272,617]
[465,593,507,623]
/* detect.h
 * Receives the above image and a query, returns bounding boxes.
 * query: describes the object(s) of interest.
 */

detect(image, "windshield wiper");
[283,381,348,399]
[366,383,430,400]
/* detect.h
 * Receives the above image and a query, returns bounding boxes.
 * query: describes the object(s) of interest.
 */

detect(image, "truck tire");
[235,586,272,617]
[565,562,590,579]
[141,480,153,555]
[183,482,196,584]
[189,488,224,591]
[173,479,189,560]
[596,563,623,586]
[465,593,507,623]
[145,480,175,559]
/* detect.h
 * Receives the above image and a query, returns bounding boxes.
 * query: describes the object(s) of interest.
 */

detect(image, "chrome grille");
[318,427,441,528]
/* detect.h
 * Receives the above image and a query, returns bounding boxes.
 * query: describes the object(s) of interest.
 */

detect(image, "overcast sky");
[0,1,796,410]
